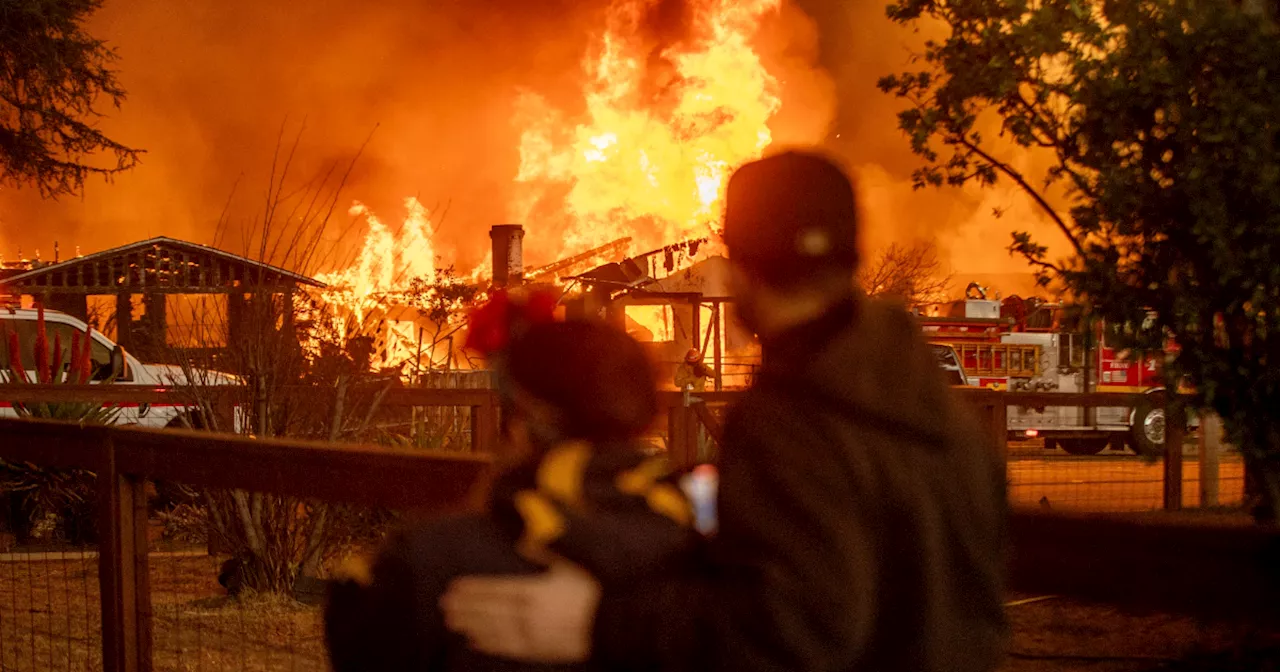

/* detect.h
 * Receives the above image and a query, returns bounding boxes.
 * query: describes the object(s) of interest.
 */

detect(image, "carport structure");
[0,237,324,363]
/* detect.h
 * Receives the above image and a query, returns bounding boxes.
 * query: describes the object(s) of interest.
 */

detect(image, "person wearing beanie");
[442,151,1008,672]
[324,293,700,672]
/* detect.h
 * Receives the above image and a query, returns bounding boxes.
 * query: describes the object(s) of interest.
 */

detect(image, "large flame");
[316,197,438,327]
[314,0,786,362]
[512,0,783,259]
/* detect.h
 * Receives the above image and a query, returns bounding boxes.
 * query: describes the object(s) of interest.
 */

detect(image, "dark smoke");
[0,0,1051,279]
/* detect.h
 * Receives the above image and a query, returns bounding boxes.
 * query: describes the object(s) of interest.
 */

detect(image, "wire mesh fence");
[0,458,103,672]
[0,549,102,671]
[1006,434,1246,513]
[147,483,412,671]
[145,484,384,671]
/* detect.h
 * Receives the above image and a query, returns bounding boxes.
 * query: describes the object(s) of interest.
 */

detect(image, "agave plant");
[3,306,120,423]
[1,307,117,544]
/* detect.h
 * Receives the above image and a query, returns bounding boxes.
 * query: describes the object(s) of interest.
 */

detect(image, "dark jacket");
[324,442,695,672]
[592,296,1009,672]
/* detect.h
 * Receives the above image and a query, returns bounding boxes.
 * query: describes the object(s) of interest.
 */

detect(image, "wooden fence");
[0,385,1275,672]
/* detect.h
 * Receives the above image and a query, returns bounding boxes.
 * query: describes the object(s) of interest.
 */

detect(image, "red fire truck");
[918,286,1172,456]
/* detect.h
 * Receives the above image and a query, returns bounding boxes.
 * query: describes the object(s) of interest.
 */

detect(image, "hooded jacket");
[592,296,1009,672]
[324,443,695,672]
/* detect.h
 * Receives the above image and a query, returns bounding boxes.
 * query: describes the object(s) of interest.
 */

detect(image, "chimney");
[489,224,525,287]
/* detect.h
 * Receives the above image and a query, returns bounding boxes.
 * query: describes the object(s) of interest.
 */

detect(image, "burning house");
[559,241,759,390]
[0,0,802,384]
[0,237,324,365]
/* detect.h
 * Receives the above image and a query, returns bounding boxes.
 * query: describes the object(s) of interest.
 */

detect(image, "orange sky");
[0,0,1066,285]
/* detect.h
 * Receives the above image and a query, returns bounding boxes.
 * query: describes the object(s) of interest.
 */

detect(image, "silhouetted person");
[325,307,697,671]
[442,151,1009,672]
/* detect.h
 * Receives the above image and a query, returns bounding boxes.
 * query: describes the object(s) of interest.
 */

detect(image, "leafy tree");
[879,0,1280,519]
[403,265,483,372]
[858,240,953,307]
[0,0,142,197]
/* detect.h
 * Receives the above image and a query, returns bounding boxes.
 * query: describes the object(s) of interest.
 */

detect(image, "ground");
[1004,595,1280,672]
[3,551,1278,671]
[0,444,1265,670]
[0,552,324,671]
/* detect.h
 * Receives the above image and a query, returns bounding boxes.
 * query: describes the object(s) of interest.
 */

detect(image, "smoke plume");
[0,0,1060,285]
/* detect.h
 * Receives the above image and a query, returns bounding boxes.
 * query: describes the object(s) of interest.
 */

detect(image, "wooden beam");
[470,401,497,454]
[97,437,153,672]
[0,384,246,404]
[712,302,722,391]
[112,426,491,510]
[1164,398,1186,511]
[692,401,723,444]
[1,413,1278,626]
[0,420,108,470]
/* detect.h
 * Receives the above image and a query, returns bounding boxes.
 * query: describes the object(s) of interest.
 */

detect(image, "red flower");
[79,328,93,384]
[34,306,49,384]
[69,332,81,383]
[50,333,62,384]
[465,291,513,356]
[463,289,560,357]
[525,290,559,324]
[6,330,25,382]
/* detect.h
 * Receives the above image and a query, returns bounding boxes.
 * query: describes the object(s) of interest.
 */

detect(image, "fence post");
[471,393,498,453]
[1199,412,1222,508]
[991,396,1009,462]
[98,436,153,672]
[667,404,696,470]
[1164,397,1185,511]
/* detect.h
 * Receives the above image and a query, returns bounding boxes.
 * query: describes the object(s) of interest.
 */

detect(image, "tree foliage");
[858,240,952,307]
[0,0,142,197]
[880,0,1280,517]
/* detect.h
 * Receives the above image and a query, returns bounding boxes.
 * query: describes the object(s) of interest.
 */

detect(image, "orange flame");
[315,0,786,362]
[317,197,438,326]
[512,0,783,259]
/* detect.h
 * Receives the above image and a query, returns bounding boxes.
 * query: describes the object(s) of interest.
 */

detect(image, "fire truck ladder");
[953,342,1043,379]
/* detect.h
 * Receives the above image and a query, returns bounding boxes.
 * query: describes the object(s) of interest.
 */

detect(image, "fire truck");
[919,285,1170,456]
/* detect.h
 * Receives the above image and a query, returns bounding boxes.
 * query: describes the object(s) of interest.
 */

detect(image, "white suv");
[0,307,233,428]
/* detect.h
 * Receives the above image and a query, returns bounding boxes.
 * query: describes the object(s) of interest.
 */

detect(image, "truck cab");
[931,343,969,387]
[0,307,233,428]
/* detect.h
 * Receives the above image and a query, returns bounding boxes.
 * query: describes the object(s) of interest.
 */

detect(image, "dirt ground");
[1004,595,1280,672]
[0,553,324,671]
[1,549,1277,671]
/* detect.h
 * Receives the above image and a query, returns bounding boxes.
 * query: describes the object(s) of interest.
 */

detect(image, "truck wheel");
[1060,438,1109,456]
[166,411,208,431]
[1129,403,1165,457]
